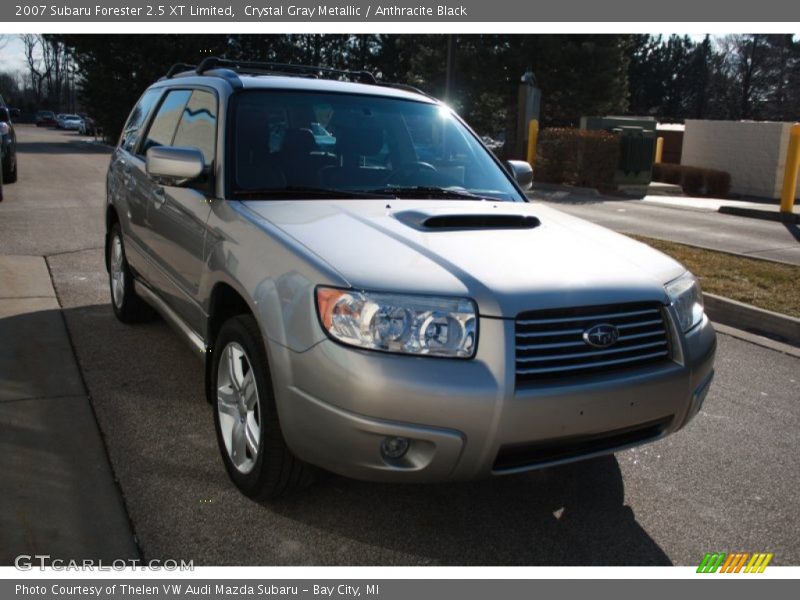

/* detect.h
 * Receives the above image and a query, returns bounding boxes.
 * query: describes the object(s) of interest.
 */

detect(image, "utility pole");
[444,35,456,104]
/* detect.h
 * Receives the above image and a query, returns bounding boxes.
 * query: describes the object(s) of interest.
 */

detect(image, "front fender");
[202,199,349,354]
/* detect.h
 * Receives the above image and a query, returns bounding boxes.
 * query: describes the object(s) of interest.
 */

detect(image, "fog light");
[380,436,410,459]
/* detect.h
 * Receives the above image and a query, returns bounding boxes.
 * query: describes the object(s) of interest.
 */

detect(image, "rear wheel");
[107,223,153,323]
[211,315,313,499]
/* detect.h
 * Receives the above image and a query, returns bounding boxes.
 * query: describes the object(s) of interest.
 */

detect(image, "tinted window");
[119,89,160,153]
[140,90,192,156]
[172,90,217,166]
[232,90,523,201]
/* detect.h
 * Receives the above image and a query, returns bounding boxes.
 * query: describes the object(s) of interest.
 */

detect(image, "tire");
[0,163,4,202]
[4,158,17,184]
[211,315,313,499]
[107,223,153,323]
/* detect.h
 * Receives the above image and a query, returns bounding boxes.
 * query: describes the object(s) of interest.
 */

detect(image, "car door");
[139,88,217,335]
[108,88,161,276]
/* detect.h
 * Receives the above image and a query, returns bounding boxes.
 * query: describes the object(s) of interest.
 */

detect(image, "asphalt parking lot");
[1,125,799,565]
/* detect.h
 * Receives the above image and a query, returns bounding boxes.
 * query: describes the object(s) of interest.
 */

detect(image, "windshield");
[231,90,524,202]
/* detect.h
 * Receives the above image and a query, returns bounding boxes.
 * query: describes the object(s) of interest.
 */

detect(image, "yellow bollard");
[654,136,664,164]
[526,119,539,167]
[780,124,800,214]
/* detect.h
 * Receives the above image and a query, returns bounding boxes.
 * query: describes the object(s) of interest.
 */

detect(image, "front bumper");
[269,310,716,482]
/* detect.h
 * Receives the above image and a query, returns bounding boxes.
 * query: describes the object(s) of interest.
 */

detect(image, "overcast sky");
[0,36,30,73]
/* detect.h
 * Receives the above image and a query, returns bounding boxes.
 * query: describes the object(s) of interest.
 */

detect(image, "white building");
[681,120,796,199]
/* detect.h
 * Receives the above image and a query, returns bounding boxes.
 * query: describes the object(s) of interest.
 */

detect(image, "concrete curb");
[718,205,800,224]
[703,292,800,347]
[712,322,800,359]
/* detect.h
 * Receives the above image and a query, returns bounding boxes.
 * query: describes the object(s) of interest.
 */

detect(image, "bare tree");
[20,34,71,110]
[21,34,48,105]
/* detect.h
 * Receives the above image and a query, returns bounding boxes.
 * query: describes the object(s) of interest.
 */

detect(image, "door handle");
[152,186,166,208]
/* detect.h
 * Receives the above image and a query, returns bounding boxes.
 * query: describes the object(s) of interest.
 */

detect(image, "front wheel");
[107,223,153,323]
[211,315,313,499]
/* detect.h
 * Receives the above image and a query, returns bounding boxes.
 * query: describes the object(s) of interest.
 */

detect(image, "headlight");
[316,287,477,358]
[0,123,9,136]
[665,272,704,332]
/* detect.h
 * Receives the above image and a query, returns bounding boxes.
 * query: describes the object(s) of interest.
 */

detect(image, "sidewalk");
[531,182,799,220]
[528,185,800,265]
[640,193,800,223]
[0,255,138,563]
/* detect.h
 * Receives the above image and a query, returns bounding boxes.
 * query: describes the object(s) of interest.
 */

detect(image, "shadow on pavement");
[0,308,139,564]
[53,300,670,566]
[268,456,671,565]
[782,221,800,243]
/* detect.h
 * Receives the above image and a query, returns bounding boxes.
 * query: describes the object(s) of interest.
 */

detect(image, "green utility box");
[581,116,657,187]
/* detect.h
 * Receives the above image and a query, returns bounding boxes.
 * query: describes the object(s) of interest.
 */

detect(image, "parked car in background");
[79,116,98,136]
[58,114,83,131]
[106,58,716,499]
[0,107,17,184]
[36,110,57,127]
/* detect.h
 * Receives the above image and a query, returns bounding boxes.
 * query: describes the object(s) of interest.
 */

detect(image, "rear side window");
[140,90,192,156]
[119,89,160,153]
[172,90,218,166]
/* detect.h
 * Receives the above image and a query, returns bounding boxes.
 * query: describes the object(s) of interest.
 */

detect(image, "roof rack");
[192,57,377,84]
[162,63,197,80]
[161,58,432,100]
[374,81,433,100]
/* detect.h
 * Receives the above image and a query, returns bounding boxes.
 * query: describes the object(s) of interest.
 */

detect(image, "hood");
[240,199,685,318]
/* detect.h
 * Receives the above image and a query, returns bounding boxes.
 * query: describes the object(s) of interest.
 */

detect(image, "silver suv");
[105,58,716,498]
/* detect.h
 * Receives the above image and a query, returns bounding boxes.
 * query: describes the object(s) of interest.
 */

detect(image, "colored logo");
[582,323,619,348]
[697,552,773,573]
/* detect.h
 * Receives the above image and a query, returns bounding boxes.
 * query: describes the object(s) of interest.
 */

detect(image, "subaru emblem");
[583,323,620,348]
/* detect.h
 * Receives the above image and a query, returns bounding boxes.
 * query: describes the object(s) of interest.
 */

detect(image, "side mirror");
[505,160,533,191]
[146,146,205,185]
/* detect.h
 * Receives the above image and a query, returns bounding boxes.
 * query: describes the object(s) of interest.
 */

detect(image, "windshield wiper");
[232,186,395,200]
[362,186,488,200]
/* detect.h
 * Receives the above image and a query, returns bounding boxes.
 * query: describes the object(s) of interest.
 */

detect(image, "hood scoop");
[395,210,541,232]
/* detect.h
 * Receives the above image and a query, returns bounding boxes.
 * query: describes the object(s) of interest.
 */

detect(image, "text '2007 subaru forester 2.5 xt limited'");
[105,58,716,498]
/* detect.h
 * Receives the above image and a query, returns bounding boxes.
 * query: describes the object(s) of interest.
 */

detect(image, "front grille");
[493,415,674,472]
[515,301,671,386]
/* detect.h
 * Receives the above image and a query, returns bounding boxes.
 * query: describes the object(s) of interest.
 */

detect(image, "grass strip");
[631,235,800,319]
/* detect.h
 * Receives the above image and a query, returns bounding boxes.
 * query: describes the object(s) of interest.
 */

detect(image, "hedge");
[535,128,620,193]
[652,163,731,197]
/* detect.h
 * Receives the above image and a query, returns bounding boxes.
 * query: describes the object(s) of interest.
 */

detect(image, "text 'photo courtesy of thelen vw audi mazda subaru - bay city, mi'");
[104,58,716,499]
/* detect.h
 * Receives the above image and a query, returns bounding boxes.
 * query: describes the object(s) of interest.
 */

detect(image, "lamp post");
[444,35,456,104]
